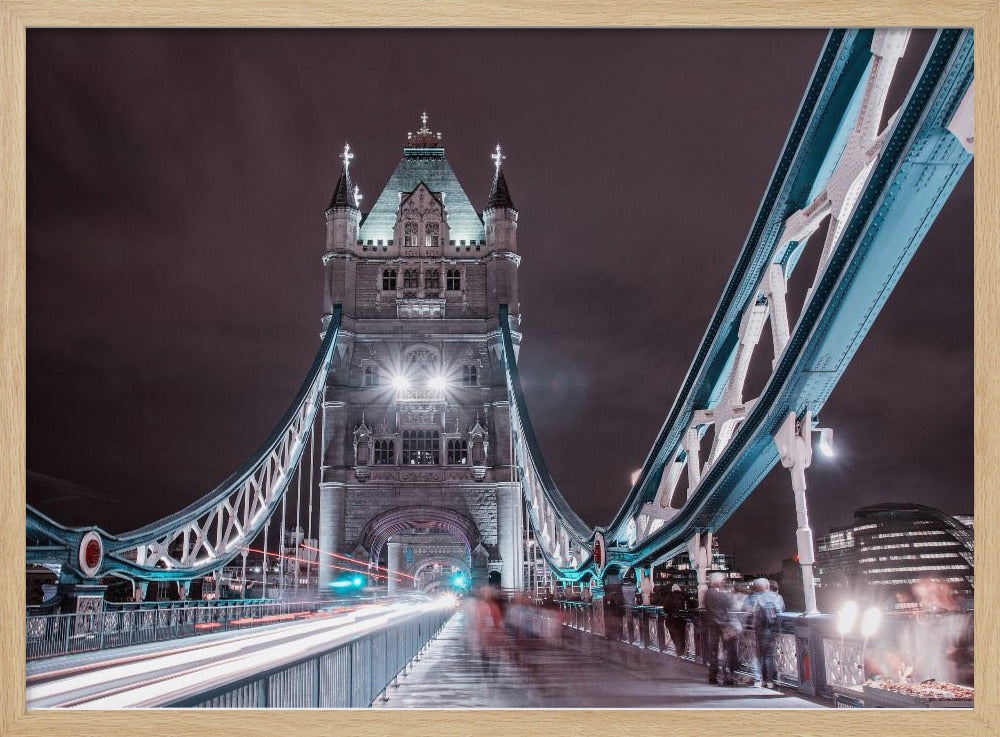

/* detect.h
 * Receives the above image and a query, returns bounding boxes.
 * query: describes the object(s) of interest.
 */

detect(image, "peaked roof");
[327,168,358,210]
[487,167,516,210]
[358,149,486,244]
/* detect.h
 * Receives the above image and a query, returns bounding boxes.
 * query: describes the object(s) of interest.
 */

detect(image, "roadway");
[27,597,447,709]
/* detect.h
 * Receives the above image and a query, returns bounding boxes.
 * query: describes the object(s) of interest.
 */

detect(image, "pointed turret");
[487,146,517,211]
[323,143,363,317]
[326,143,361,212]
[483,143,520,318]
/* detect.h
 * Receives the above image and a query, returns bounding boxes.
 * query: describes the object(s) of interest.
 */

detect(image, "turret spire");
[327,142,361,211]
[487,142,516,211]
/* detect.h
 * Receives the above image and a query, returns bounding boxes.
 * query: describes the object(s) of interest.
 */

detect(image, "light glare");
[837,600,858,635]
[860,606,882,638]
[818,427,834,457]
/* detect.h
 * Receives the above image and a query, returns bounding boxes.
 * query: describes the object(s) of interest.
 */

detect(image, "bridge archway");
[356,506,486,592]
[358,506,482,565]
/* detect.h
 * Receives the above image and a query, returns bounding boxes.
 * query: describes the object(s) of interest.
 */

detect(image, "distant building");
[815,503,973,611]
[652,538,742,603]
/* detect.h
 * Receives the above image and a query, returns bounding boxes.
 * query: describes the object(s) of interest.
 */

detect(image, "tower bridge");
[25,28,974,708]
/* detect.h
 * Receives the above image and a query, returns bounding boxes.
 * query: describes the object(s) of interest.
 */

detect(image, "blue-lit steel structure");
[26,29,973,605]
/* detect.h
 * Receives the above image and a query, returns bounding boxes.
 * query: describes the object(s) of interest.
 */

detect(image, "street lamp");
[837,600,859,636]
[818,427,834,457]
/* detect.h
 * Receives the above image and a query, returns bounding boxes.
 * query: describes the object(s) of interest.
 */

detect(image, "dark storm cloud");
[26,29,972,573]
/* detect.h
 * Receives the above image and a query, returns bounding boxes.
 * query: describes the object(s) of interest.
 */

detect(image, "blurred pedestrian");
[640,571,653,606]
[665,584,688,656]
[705,572,741,685]
[748,578,784,687]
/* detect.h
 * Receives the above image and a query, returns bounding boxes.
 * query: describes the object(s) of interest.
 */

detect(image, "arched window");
[446,268,461,291]
[403,269,419,289]
[402,430,440,465]
[425,269,440,290]
[382,269,397,291]
[363,365,380,387]
[403,222,417,248]
[374,439,395,465]
[425,222,440,249]
[447,439,469,465]
[462,364,478,386]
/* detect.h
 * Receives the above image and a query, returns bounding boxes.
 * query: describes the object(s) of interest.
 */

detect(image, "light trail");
[300,544,419,581]
[28,598,453,709]
[241,546,400,582]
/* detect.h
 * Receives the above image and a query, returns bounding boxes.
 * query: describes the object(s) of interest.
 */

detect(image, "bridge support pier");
[774,411,819,614]
[387,542,403,595]
[687,531,712,608]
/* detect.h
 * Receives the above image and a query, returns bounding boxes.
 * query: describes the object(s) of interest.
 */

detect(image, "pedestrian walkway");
[377,609,826,709]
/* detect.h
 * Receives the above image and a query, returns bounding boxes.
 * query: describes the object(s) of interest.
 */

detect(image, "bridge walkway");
[377,608,825,709]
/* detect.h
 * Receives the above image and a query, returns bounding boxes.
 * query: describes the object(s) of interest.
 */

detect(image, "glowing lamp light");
[818,427,834,457]
[837,600,858,635]
[860,606,882,639]
[452,573,468,590]
[353,576,363,587]
[429,375,449,392]
[392,374,410,391]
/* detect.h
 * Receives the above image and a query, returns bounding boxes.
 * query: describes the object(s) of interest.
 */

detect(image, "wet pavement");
[377,609,826,709]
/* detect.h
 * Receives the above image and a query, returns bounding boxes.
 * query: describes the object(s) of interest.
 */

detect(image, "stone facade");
[317,118,525,591]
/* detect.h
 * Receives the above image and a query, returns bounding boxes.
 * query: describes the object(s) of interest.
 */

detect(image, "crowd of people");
[704,572,786,687]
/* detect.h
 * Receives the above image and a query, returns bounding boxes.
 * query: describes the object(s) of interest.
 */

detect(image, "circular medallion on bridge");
[593,531,606,572]
[78,530,104,578]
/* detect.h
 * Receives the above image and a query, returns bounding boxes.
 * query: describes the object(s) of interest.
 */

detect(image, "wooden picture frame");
[1,2,996,736]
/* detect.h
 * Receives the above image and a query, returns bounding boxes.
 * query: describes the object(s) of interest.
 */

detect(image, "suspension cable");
[307,414,316,591]
[279,455,287,594]
[294,441,303,591]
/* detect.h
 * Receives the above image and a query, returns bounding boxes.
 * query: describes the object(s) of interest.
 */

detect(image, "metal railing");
[551,600,973,699]
[553,601,802,687]
[162,605,453,708]
[26,599,328,660]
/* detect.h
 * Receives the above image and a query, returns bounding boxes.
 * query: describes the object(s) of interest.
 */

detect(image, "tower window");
[402,430,440,465]
[404,222,417,248]
[426,222,440,249]
[447,439,469,465]
[425,269,440,290]
[462,364,478,386]
[382,269,397,291]
[363,365,380,387]
[374,439,395,465]
[446,269,461,291]
[403,269,419,289]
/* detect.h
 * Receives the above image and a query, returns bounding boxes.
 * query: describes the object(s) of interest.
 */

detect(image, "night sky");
[26,29,972,574]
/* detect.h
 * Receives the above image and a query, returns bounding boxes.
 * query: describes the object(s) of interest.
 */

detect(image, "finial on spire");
[406,112,444,149]
[491,143,506,175]
[353,185,363,208]
[340,142,354,172]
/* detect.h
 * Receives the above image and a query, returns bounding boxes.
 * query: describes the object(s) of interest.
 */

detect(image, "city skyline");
[26,28,972,574]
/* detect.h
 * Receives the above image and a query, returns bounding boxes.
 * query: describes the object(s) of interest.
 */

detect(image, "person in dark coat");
[664,584,688,656]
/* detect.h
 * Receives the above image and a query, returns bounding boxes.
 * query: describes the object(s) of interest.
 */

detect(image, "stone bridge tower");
[318,115,524,593]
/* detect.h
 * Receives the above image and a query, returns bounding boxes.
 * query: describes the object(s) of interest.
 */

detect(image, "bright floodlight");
[429,374,449,392]
[860,606,882,638]
[818,427,834,457]
[837,600,858,635]
[392,374,410,391]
